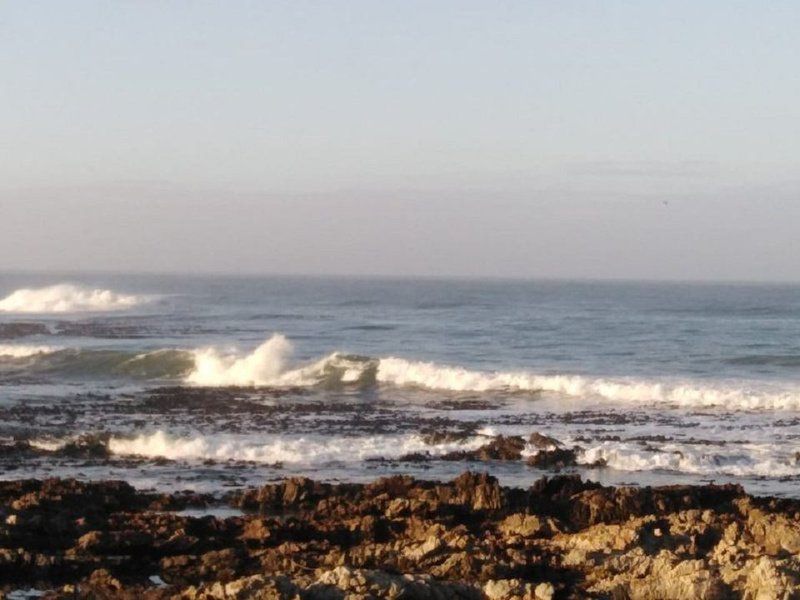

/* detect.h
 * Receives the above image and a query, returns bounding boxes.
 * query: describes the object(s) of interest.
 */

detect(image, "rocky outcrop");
[0,473,798,599]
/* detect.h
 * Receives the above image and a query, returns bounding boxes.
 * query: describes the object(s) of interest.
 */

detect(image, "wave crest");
[107,429,485,464]
[0,284,147,313]
[179,335,800,410]
[185,334,376,387]
[577,441,800,478]
[0,344,62,359]
[378,357,800,410]
[5,332,799,411]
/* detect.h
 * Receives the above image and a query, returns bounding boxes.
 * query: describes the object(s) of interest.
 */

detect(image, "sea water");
[1,273,799,496]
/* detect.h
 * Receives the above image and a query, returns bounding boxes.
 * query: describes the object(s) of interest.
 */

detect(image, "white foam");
[375,357,800,410]
[106,428,800,478]
[182,335,800,410]
[108,429,486,464]
[185,334,375,387]
[186,334,298,386]
[0,344,61,358]
[577,441,800,478]
[27,438,65,452]
[0,284,146,313]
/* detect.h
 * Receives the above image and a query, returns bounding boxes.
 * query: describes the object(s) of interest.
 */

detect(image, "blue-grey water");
[1,273,799,496]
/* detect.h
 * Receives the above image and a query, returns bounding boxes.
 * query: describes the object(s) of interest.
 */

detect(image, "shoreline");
[1,472,798,599]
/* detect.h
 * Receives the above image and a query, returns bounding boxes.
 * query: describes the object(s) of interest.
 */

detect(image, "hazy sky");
[2,1,799,280]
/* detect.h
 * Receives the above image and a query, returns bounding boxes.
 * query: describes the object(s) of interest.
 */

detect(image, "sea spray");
[0,284,147,313]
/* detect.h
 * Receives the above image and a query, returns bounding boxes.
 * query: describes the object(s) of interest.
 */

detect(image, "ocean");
[1,273,799,496]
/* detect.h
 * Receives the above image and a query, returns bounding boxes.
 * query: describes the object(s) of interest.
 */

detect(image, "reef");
[1,473,799,599]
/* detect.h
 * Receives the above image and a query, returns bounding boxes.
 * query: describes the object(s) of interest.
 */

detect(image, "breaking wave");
[0,284,148,313]
[577,441,800,478]
[185,334,376,387]
[5,333,800,410]
[375,357,800,410]
[180,336,800,410]
[54,428,800,479]
[107,430,486,464]
[0,347,194,379]
[0,344,62,358]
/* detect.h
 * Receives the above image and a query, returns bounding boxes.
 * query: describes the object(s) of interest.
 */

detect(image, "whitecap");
[0,284,147,313]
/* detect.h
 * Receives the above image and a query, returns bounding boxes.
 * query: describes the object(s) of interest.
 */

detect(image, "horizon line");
[0,268,798,287]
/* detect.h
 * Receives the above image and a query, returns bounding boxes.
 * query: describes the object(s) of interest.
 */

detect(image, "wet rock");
[528,432,561,449]
[59,434,111,459]
[441,435,526,461]
[421,430,476,445]
[475,435,526,460]
[395,451,433,462]
[526,447,578,469]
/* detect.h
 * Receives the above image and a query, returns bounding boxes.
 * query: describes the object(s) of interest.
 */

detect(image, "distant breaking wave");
[182,335,800,410]
[3,333,800,410]
[0,284,147,313]
[375,357,800,410]
[0,344,62,358]
[577,441,800,478]
[0,347,194,379]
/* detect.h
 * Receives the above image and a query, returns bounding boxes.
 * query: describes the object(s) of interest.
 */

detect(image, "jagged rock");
[447,472,502,511]
[741,556,800,599]
[533,582,555,600]
[441,435,526,462]
[0,473,797,599]
[498,513,551,539]
[528,433,561,449]
[178,574,300,599]
[240,518,272,543]
[472,436,526,460]
[603,551,730,599]
[310,566,481,599]
[737,498,800,555]
[526,447,577,469]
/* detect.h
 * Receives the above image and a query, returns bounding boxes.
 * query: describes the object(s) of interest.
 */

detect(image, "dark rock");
[441,435,526,461]
[528,432,561,449]
[526,447,578,469]
[0,473,785,599]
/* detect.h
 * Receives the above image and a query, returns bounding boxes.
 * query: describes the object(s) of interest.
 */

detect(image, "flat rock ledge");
[1,473,799,599]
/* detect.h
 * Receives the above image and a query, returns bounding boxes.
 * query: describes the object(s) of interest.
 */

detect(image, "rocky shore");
[1,471,799,599]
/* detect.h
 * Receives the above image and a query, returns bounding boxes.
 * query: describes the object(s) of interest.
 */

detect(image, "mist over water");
[1,273,799,495]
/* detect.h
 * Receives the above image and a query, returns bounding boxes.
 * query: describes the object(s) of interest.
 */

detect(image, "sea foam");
[577,441,800,478]
[375,357,800,410]
[0,344,61,359]
[0,284,146,313]
[103,429,800,477]
[182,335,800,410]
[108,429,485,464]
[186,334,375,387]
[186,334,294,386]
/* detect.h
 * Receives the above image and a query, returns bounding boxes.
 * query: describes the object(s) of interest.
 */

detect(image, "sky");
[1,1,799,281]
